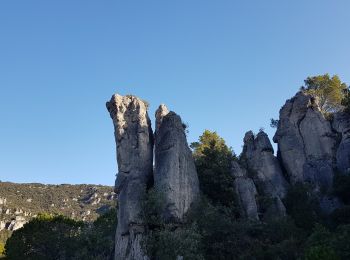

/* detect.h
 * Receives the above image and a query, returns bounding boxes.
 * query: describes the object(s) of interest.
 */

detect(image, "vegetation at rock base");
[3,208,117,260]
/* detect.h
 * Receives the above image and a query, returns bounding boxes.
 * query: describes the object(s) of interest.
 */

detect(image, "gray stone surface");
[154,105,200,222]
[273,91,337,191]
[332,111,350,174]
[106,94,153,260]
[242,131,288,217]
[231,161,259,220]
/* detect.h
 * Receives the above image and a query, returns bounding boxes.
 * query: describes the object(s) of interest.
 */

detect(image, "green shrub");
[5,214,84,260]
[0,242,5,256]
[191,130,238,212]
[284,183,319,231]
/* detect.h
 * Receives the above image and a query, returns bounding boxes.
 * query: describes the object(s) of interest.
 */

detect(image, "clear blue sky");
[1,1,349,185]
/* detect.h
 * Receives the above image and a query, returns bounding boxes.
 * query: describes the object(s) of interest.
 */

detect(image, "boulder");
[106,94,153,260]
[154,105,200,222]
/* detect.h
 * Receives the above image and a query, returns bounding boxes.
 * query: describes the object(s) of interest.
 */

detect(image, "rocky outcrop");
[106,94,153,260]
[273,91,337,191]
[242,131,288,218]
[154,105,200,222]
[332,111,350,174]
[231,161,259,220]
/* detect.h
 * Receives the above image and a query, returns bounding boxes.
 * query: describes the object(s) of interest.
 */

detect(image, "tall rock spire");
[241,131,288,218]
[273,91,337,191]
[154,105,200,222]
[106,94,153,260]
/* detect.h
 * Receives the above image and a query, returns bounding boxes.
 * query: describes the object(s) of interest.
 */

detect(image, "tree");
[303,74,348,113]
[5,214,84,260]
[75,208,117,260]
[191,130,237,209]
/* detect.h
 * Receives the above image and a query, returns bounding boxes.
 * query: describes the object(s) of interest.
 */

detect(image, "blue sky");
[0,1,349,185]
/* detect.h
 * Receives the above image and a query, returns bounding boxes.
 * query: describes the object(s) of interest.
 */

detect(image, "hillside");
[0,182,116,247]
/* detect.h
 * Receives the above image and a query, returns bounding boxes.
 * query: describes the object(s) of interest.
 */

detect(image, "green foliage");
[303,74,348,113]
[270,118,279,128]
[330,206,350,226]
[143,224,203,260]
[188,198,304,260]
[333,173,350,204]
[5,214,84,260]
[305,224,350,260]
[284,182,319,231]
[305,246,339,260]
[191,130,237,210]
[74,208,117,260]
[141,188,167,227]
[341,88,350,113]
[4,209,117,260]
[0,242,4,256]
[141,189,203,260]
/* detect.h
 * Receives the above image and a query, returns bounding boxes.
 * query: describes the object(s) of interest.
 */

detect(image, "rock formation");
[231,161,259,220]
[332,111,350,174]
[273,91,337,191]
[106,94,154,260]
[154,105,200,222]
[241,131,288,218]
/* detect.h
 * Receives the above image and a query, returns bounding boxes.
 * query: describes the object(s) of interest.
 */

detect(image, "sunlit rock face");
[106,94,153,260]
[231,161,259,220]
[273,91,337,191]
[241,131,288,218]
[154,105,200,222]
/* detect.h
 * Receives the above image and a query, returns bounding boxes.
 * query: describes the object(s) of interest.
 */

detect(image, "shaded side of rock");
[231,161,259,220]
[241,131,288,218]
[106,94,153,260]
[332,111,350,174]
[154,105,200,222]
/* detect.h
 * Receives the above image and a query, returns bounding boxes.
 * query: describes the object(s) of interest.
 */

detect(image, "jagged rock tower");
[154,104,200,222]
[273,92,337,191]
[241,131,288,218]
[107,96,200,259]
[106,94,153,260]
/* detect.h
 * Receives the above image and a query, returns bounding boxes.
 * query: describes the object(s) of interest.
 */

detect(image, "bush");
[5,214,84,260]
[0,242,4,256]
[143,224,203,260]
[191,130,238,211]
[75,208,117,259]
[284,183,319,231]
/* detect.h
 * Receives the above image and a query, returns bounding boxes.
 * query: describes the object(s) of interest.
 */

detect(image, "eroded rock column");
[154,105,200,222]
[273,91,337,191]
[241,131,288,218]
[231,161,259,220]
[106,94,153,260]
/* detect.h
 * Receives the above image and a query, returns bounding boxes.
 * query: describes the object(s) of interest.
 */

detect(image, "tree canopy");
[303,74,348,113]
[191,130,237,209]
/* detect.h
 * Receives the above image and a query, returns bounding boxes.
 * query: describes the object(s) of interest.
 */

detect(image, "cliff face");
[273,92,337,191]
